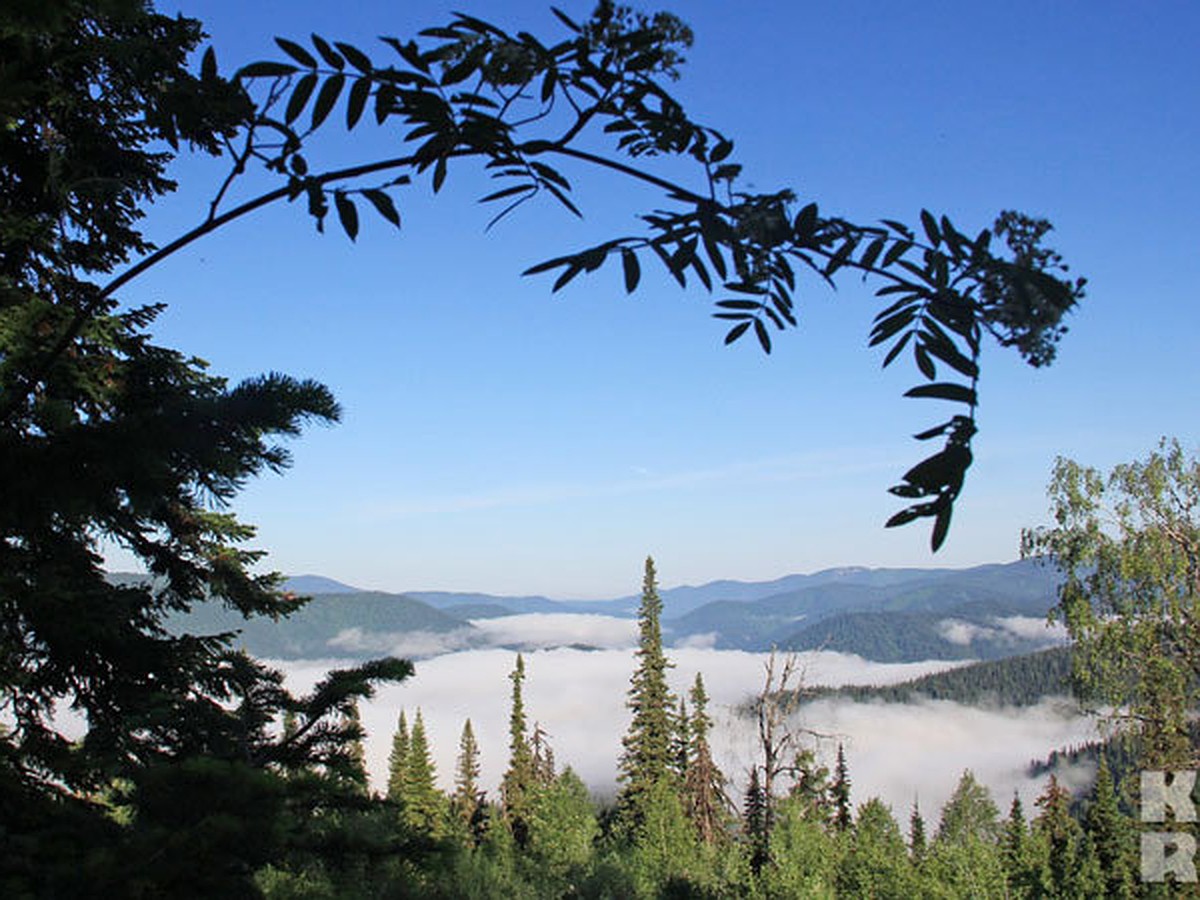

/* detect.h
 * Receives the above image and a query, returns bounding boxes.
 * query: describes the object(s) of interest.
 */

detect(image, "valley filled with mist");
[165,559,1093,822]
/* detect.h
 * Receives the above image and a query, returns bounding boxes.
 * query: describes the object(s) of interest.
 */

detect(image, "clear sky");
[112,0,1200,598]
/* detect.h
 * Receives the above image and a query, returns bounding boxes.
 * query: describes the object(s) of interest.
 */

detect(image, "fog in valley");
[275,612,1095,826]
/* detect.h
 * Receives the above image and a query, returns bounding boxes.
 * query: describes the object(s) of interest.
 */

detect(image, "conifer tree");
[618,556,675,826]
[526,768,600,891]
[531,721,557,787]
[501,653,536,845]
[837,798,917,899]
[1084,757,1136,899]
[936,769,1001,846]
[452,718,484,842]
[1002,792,1042,898]
[1034,774,1087,898]
[788,748,833,825]
[402,709,443,838]
[683,673,730,844]
[387,710,410,802]
[909,800,927,864]
[743,766,770,874]
[832,742,852,832]
[672,696,691,781]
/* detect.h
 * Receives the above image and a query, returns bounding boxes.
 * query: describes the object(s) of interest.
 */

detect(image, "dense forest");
[808,646,1075,707]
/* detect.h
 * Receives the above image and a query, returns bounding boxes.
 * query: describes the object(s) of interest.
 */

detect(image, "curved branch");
[0,151,461,425]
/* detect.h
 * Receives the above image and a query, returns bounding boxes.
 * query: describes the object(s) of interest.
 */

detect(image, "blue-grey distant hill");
[662,560,1062,654]
[282,574,364,595]
[164,592,476,660]
[114,559,1065,663]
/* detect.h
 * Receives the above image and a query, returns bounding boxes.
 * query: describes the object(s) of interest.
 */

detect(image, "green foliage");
[1023,438,1200,767]
[629,777,712,898]
[1,1,415,890]
[743,765,770,874]
[832,744,852,832]
[501,653,536,845]
[836,798,918,900]
[340,701,369,793]
[525,768,600,891]
[1082,758,1137,899]
[762,795,839,898]
[387,711,410,802]
[925,770,1010,896]
[618,556,677,828]
[402,710,445,839]
[452,719,486,845]
[909,801,927,864]
[683,673,732,845]
[818,646,1073,706]
[936,769,1002,847]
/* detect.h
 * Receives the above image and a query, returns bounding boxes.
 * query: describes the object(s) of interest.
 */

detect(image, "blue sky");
[113,1,1200,597]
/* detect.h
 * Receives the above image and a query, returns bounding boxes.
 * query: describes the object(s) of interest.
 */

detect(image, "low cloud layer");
[936,615,1069,649]
[468,613,639,650]
[275,646,1095,828]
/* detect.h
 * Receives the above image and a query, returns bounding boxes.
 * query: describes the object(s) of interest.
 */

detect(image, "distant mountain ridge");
[113,559,1066,663]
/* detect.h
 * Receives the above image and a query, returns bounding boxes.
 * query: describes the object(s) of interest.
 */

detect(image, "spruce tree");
[683,673,730,844]
[531,721,556,786]
[1034,774,1086,898]
[618,556,675,827]
[501,653,536,845]
[672,696,691,781]
[909,800,927,864]
[1084,757,1136,899]
[832,742,852,832]
[452,718,485,844]
[744,766,770,874]
[837,798,917,899]
[936,769,1001,846]
[387,710,410,801]
[1003,792,1042,898]
[402,709,443,838]
[789,748,833,825]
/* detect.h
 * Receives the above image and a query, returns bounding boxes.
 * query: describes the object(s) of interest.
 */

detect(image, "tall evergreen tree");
[743,766,770,874]
[832,742,852,832]
[909,800,927,864]
[1034,773,1102,898]
[683,673,730,844]
[936,769,1001,847]
[672,696,691,781]
[501,653,536,845]
[837,798,918,899]
[618,556,675,826]
[452,718,484,842]
[387,710,410,802]
[788,748,833,825]
[1084,757,1136,899]
[1002,792,1041,898]
[402,709,443,838]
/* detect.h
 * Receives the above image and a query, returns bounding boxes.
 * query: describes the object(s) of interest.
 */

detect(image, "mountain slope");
[166,592,475,659]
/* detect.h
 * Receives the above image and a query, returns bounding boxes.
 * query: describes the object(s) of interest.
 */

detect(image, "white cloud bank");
[936,615,1069,648]
[468,613,639,650]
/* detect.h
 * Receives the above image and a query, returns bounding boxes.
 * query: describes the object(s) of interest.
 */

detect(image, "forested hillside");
[808,646,1074,706]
